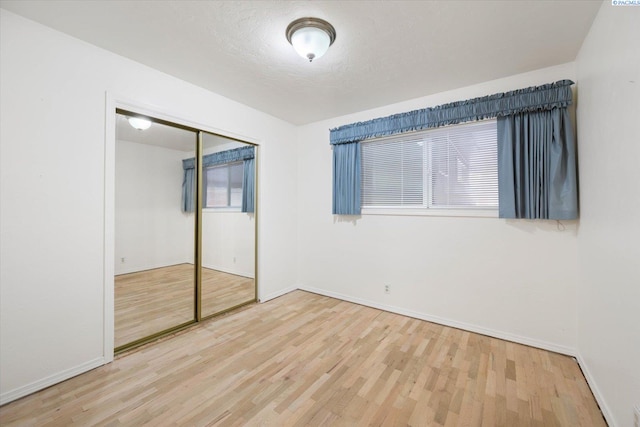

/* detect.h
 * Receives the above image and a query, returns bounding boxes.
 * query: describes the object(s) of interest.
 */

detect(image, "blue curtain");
[182,160,196,213]
[332,142,361,215]
[497,108,577,219]
[181,146,255,213]
[242,157,255,213]
[329,80,578,219]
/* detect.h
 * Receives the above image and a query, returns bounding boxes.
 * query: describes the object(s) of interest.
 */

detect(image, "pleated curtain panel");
[330,80,578,219]
[182,161,196,212]
[241,157,255,213]
[182,145,255,213]
[332,142,361,216]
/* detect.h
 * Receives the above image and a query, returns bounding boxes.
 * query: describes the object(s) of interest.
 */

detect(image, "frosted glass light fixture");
[286,17,336,62]
[128,116,151,130]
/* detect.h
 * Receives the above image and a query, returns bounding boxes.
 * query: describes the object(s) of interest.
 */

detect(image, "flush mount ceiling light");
[127,116,151,130]
[286,17,336,62]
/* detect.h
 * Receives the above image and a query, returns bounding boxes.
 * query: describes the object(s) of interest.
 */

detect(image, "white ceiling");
[1,0,601,125]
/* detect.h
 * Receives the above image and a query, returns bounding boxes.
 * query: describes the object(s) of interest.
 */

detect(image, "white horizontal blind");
[361,120,497,210]
[361,134,424,207]
[205,165,228,207]
[205,161,243,208]
[229,162,243,207]
[428,120,498,208]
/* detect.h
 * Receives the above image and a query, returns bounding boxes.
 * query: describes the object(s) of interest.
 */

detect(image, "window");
[204,161,243,208]
[361,120,498,211]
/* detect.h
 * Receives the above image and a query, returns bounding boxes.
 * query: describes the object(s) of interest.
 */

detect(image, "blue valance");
[182,145,255,170]
[330,80,574,145]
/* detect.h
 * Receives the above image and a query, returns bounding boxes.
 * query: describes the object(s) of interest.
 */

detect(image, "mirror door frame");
[105,93,259,360]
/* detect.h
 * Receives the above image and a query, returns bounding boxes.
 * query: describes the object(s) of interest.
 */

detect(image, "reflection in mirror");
[114,112,196,349]
[200,132,256,317]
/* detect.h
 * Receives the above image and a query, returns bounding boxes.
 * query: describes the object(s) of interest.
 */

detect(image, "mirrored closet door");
[114,110,257,352]
[201,133,256,318]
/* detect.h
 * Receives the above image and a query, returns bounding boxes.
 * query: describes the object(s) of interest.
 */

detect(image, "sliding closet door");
[114,112,197,350]
[200,132,256,318]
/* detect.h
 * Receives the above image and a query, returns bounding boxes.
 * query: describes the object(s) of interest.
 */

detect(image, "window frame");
[360,119,499,218]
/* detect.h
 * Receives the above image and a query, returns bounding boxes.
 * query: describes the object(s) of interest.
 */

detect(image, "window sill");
[361,207,498,218]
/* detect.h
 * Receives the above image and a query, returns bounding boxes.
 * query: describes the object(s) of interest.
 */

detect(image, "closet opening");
[114,108,257,353]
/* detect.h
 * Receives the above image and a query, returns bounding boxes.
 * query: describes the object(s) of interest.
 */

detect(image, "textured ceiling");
[1,1,601,125]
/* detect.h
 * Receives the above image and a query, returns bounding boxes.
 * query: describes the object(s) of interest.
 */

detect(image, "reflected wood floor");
[202,266,254,318]
[1,291,605,426]
[115,264,254,348]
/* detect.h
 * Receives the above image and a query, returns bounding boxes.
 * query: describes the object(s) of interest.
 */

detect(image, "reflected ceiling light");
[286,17,336,62]
[128,117,151,130]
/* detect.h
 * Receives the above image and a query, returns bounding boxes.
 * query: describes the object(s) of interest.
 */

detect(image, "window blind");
[361,120,498,210]
[361,133,424,207]
[205,161,243,208]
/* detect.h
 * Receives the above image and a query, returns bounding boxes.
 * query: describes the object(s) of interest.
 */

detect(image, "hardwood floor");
[115,264,254,348]
[1,291,605,426]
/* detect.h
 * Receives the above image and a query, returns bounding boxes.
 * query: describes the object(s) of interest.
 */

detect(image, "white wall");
[575,3,640,426]
[202,212,255,278]
[296,62,580,354]
[0,9,297,403]
[115,140,192,275]
[115,138,255,277]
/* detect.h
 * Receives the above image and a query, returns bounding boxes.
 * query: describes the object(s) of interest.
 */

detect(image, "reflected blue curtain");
[242,157,255,213]
[497,108,577,219]
[332,142,361,215]
[202,145,254,167]
[181,146,255,213]
[182,159,196,213]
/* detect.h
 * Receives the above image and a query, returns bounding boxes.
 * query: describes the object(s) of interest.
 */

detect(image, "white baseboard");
[575,353,616,427]
[0,357,105,406]
[298,285,577,357]
[202,263,253,279]
[115,261,191,276]
[259,286,297,303]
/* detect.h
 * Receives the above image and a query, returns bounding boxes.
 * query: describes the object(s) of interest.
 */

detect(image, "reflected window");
[205,161,243,208]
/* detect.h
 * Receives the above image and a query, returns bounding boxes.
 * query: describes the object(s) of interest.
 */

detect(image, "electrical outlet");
[233,257,236,263]
[120,257,125,263]
[634,405,640,427]
[384,285,390,294]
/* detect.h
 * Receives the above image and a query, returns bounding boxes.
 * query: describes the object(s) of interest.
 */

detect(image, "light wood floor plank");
[1,291,606,426]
